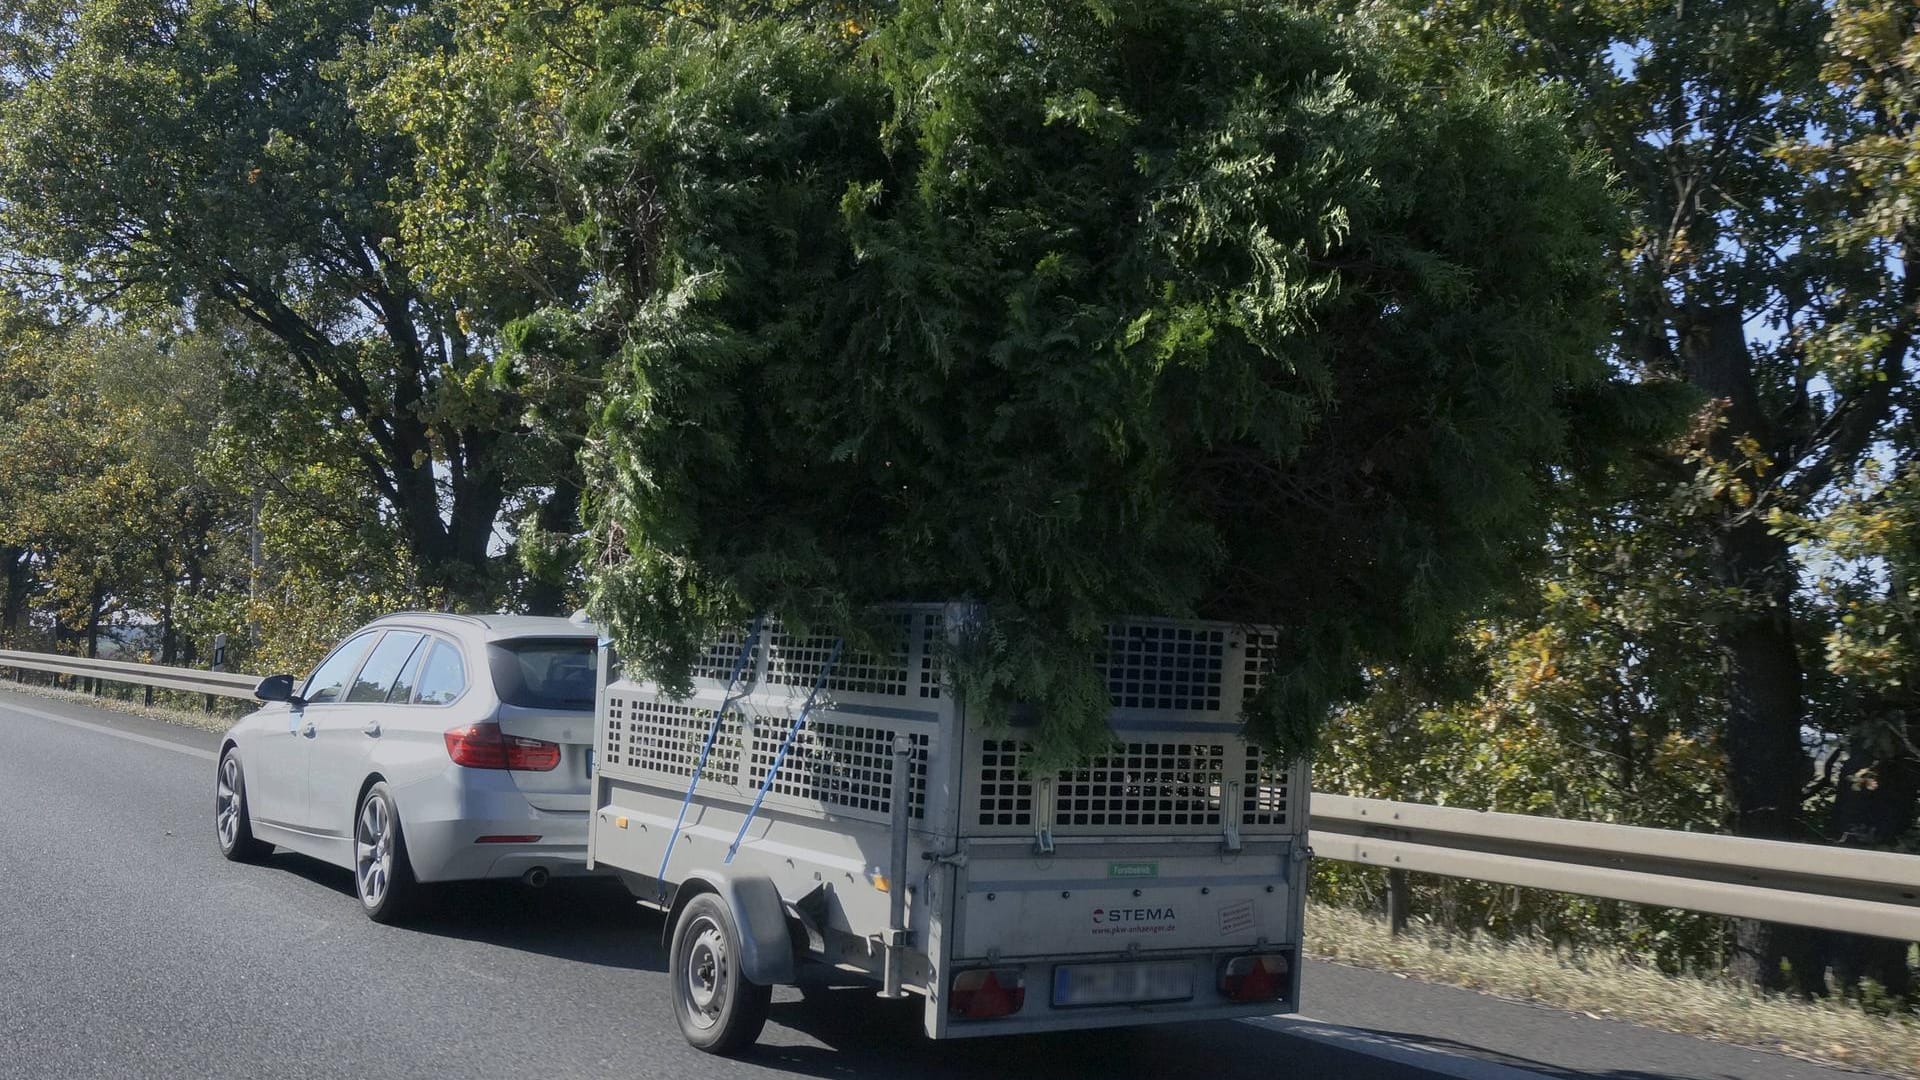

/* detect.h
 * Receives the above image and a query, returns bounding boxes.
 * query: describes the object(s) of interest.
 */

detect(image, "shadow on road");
[255,853,1747,1080]
[416,878,666,973]
[264,851,664,972]
[742,986,1698,1080]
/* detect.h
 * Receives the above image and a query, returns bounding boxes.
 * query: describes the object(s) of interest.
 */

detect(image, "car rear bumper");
[394,765,606,883]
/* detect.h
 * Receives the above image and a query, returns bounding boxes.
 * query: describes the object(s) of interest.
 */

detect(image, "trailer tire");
[670,892,772,1054]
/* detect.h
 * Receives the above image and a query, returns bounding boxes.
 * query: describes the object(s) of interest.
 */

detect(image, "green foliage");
[0,0,580,606]
[1316,478,1733,971]
[553,0,1621,765]
[1318,0,1920,993]
[0,297,254,657]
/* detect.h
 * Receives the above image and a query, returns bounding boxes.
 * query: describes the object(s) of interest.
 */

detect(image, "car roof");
[368,611,597,643]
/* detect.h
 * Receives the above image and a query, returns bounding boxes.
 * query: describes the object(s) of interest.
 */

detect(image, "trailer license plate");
[1051,961,1194,1008]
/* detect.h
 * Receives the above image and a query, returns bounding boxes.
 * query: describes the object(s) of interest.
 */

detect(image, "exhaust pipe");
[523,866,550,888]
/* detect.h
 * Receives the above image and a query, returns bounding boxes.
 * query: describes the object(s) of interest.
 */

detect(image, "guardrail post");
[207,633,226,715]
[1386,867,1410,937]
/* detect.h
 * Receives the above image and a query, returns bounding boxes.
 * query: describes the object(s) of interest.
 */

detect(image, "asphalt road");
[0,687,1887,1080]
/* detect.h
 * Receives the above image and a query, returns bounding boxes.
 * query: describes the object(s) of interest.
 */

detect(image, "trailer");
[586,604,1310,1052]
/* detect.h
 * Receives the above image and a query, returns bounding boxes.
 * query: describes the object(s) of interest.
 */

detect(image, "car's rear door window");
[303,633,378,705]
[346,631,425,703]
[489,639,597,711]
[387,636,430,703]
[413,640,468,705]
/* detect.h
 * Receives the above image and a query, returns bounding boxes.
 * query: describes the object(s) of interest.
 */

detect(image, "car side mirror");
[254,674,301,706]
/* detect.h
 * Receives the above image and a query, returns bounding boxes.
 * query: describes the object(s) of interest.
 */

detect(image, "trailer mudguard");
[666,871,798,986]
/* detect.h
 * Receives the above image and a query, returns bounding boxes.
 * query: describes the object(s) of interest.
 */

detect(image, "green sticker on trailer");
[1108,861,1159,879]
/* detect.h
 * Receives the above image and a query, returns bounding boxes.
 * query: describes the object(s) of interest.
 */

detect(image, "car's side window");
[303,633,378,706]
[345,631,425,704]
[413,640,467,705]
[386,636,431,704]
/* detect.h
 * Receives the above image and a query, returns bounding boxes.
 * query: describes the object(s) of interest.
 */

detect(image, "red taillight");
[949,968,1025,1020]
[1219,953,1289,1003]
[444,723,561,772]
[444,723,508,769]
[503,732,561,771]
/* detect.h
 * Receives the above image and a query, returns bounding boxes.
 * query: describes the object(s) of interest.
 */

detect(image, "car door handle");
[362,721,381,738]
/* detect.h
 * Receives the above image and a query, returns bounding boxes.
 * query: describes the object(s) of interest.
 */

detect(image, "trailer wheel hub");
[684,918,728,1024]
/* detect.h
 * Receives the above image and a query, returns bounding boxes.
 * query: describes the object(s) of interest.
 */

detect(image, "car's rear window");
[488,639,597,711]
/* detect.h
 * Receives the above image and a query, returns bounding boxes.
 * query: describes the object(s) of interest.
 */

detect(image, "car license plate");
[1051,960,1194,1008]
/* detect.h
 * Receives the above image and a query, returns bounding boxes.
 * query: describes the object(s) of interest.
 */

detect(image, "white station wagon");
[214,612,600,921]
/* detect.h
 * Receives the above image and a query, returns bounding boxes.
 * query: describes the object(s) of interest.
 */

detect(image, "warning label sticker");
[1218,899,1256,936]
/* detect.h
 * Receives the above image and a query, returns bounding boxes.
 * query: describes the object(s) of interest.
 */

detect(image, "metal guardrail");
[0,649,259,698]
[0,648,1913,940]
[1310,795,1920,941]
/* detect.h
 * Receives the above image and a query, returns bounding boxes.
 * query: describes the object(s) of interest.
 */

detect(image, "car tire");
[353,782,418,924]
[669,892,772,1054]
[215,750,273,863]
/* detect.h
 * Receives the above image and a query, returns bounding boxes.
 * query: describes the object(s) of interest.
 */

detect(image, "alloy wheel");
[216,755,242,850]
[355,794,394,909]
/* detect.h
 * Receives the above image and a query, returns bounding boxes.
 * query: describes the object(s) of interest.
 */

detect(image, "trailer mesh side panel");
[1241,630,1278,700]
[1099,622,1227,712]
[749,718,929,820]
[611,695,742,784]
[604,695,625,768]
[690,629,754,684]
[765,614,913,697]
[919,614,944,700]
[1241,746,1290,827]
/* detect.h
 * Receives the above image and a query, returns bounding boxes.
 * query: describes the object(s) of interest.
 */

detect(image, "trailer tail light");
[444,723,562,772]
[949,968,1025,1020]
[1219,953,1289,1003]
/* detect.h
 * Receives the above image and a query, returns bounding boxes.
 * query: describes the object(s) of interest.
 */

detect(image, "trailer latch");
[1221,778,1244,853]
[1033,777,1057,856]
[922,849,969,869]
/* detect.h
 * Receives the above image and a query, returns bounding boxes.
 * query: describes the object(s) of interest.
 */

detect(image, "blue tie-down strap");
[726,638,843,864]
[658,619,763,888]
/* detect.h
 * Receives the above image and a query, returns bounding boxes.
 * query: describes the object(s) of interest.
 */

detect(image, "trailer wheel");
[670,892,772,1053]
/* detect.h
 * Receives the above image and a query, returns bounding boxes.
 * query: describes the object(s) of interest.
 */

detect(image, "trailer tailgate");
[951,837,1299,960]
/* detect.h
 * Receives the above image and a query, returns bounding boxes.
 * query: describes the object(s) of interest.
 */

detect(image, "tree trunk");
[1679,304,1820,992]
[1823,720,1919,1001]
[85,587,103,697]
[519,482,581,617]
[0,546,29,647]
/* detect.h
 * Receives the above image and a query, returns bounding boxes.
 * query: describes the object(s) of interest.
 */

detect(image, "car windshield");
[488,638,597,711]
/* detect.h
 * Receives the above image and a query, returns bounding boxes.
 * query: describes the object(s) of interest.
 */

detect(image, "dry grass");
[0,677,236,734]
[1306,903,1920,1078]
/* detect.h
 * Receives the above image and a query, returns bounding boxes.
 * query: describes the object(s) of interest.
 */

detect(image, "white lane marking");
[1245,1015,1556,1080]
[0,697,218,761]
